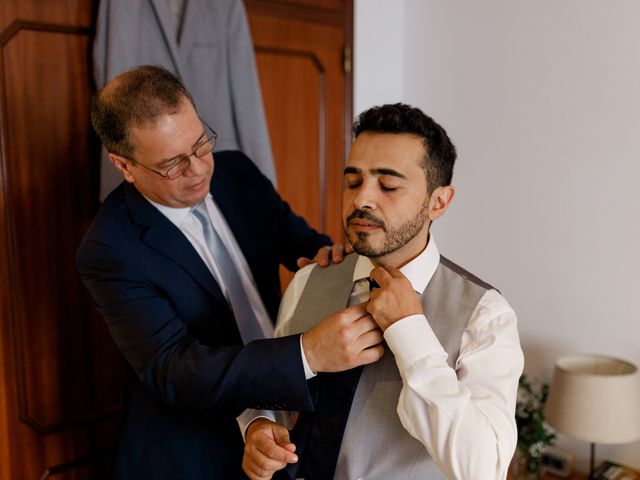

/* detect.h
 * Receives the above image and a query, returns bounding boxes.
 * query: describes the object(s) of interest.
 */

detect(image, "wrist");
[247,417,270,438]
[301,332,319,373]
[299,334,317,379]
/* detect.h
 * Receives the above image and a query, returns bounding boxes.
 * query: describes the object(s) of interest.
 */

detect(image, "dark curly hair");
[353,103,456,193]
[90,65,196,159]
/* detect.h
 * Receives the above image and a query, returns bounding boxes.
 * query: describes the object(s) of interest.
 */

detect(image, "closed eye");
[380,184,399,192]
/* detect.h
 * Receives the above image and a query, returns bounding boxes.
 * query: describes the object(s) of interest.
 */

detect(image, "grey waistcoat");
[282,254,493,480]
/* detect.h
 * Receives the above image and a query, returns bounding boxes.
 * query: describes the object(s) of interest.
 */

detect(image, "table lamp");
[544,354,640,478]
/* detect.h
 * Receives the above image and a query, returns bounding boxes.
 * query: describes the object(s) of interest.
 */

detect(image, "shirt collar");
[146,193,212,228]
[352,237,441,294]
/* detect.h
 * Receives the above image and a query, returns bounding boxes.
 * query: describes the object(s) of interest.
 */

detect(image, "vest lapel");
[280,254,359,335]
[283,254,364,480]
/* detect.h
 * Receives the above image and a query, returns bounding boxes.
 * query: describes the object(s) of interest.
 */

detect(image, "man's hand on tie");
[302,302,384,372]
[296,242,354,269]
[367,266,423,331]
[243,418,297,480]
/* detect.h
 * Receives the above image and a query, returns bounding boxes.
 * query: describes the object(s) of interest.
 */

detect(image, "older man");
[76,65,382,479]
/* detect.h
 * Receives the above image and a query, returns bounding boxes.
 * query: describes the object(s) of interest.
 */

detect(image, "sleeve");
[76,238,314,415]
[226,0,277,185]
[384,290,524,480]
[237,265,315,436]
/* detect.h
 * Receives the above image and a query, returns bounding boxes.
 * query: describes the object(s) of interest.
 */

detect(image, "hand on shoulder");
[296,243,354,269]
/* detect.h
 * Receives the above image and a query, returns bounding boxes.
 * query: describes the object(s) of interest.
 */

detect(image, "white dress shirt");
[241,238,523,480]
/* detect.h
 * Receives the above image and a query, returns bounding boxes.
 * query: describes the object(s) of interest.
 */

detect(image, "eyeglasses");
[125,120,217,180]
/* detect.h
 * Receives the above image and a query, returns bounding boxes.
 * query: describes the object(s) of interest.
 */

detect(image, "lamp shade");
[544,354,640,444]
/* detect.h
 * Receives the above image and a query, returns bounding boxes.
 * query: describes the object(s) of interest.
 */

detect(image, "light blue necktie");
[192,202,271,343]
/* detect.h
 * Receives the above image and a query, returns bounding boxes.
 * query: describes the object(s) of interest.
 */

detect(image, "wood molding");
[1,20,122,434]
[0,20,92,46]
[255,45,327,231]
[245,0,345,26]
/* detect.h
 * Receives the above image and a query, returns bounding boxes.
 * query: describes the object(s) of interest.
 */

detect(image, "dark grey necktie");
[191,202,271,343]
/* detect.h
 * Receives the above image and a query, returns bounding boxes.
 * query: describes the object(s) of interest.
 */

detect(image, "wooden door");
[246,0,353,285]
[0,2,123,479]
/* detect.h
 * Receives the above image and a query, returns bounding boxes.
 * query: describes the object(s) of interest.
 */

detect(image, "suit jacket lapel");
[149,0,185,78]
[177,0,203,56]
[123,183,225,301]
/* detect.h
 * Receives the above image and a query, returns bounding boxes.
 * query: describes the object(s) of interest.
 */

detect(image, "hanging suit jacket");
[76,151,330,479]
[93,0,275,198]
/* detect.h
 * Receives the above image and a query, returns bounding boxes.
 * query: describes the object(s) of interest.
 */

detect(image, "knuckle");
[346,349,359,365]
[337,324,351,340]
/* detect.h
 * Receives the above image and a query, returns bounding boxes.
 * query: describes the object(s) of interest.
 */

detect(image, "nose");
[183,153,208,176]
[351,182,376,210]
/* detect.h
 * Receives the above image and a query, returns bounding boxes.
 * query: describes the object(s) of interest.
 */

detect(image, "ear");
[427,185,455,221]
[109,153,135,184]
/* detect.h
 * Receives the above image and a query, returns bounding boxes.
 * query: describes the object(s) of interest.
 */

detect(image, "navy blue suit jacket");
[76,151,331,479]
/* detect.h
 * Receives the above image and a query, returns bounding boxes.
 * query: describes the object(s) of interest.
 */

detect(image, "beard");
[344,201,429,258]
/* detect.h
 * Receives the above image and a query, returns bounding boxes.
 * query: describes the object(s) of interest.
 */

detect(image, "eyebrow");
[343,166,407,179]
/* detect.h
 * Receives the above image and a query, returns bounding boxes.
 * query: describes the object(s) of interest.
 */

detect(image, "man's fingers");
[298,243,352,269]
[243,435,295,480]
[296,256,312,268]
[243,446,286,480]
[343,301,369,318]
[244,459,281,480]
[303,302,385,372]
[358,344,385,365]
[273,427,297,459]
[315,245,332,267]
[257,435,297,464]
[384,265,405,278]
[273,426,291,447]
[358,327,384,348]
[352,313,381,335]
[370,266,394,287]
[244,457,282,480]
[331,243,345,263]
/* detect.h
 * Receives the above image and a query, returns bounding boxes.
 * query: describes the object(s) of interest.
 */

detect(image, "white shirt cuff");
[237,409,277,441]
[384,314,449,372]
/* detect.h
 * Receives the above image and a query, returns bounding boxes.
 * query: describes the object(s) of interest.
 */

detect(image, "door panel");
[0,3,121,478]
[247,0,352,285]
[256,47,327,233]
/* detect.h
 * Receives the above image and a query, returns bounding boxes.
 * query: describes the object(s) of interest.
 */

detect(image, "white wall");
[353,0,405,113]
[355,0,640,471]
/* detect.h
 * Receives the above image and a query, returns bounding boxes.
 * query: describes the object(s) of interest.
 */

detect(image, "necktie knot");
[367,277,380,292]
[191,201,209,226]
